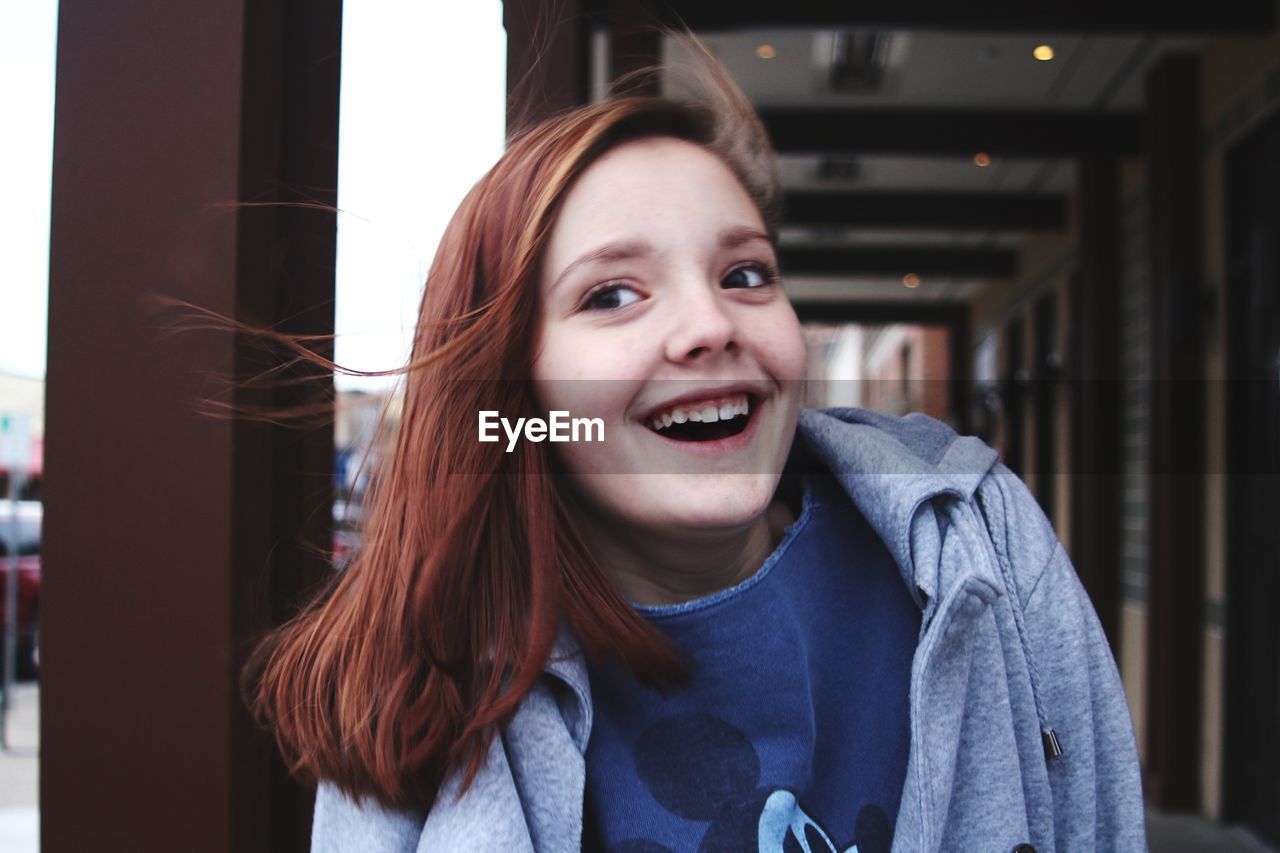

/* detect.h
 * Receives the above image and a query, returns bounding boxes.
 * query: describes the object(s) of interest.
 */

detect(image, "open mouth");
[645,392,757,443]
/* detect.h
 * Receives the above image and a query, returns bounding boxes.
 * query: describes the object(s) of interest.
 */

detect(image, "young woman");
[248,47,1146,853]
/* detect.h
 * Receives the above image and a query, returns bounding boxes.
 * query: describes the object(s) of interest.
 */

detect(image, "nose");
[663,285,740,364]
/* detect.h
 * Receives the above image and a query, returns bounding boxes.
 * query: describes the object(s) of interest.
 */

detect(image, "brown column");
[1142,53,1205,811]
[504,0,591,135]
[948,306,973,436]
[605,0,662,96]
[44,2,339,851]
[1069,158,1122,648]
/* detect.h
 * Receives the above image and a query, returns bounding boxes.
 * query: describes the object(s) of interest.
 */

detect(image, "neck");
[582,500,795,606]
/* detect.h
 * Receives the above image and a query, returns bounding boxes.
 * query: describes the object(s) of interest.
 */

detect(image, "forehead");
[542,136,764,278]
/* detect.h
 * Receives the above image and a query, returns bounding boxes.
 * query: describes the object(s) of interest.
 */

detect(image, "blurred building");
[334,388,400,503]
[0,371,44,501]
[804,323,952,423]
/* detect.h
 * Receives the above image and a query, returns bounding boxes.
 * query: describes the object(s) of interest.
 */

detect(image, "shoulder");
[311,781,426,853]
[799,406,973,464]
[803,408,1059,606]
[970,461,1061,610]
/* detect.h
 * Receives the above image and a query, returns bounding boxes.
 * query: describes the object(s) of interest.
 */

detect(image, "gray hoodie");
[312,408,1147,852]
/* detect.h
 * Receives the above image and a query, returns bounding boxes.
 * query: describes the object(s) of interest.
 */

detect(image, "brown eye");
[582,283,642,311]
[722,263,777,289]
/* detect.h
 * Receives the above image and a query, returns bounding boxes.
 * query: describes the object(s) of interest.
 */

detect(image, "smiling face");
[532,136,806,545]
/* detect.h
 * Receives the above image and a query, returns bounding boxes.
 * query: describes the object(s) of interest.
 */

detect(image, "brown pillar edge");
[45,2,340,851]
[1141,53,1205,812]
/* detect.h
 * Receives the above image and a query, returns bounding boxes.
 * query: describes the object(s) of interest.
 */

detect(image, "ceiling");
[657,29,1202,304]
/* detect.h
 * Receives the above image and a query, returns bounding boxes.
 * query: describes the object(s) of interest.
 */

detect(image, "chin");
[623,471,779,535]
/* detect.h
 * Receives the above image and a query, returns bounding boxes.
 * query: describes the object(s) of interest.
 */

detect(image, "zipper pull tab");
[1042,728,1063,760]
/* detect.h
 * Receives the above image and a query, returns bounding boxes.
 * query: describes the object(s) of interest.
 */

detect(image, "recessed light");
[973,152,992,167]
[756,44,777,60]
[903,273,921,288]
[1033,44,1055,61]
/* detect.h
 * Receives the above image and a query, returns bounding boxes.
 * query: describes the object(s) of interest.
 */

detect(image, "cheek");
[532,320,645,381]
[532,332,646,423]
[781,326,809,378]
[530,319,593,405]
[748,309,808,379]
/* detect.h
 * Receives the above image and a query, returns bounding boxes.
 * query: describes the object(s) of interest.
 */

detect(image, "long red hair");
[245,58,781,810]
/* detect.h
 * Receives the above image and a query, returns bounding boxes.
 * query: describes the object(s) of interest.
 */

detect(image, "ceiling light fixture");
[903,273,921,289]
[1033,44,1055,61]
[973,152,992,167]
[756,44,777,60]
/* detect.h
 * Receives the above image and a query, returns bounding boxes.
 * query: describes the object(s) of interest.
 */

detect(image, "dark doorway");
[1003,317,1026,476]
[1223,106,1280,847]
[1034,293,1059,524]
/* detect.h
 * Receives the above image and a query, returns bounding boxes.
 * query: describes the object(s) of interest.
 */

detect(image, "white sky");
[0,1,507,391]
[335,2,507,390]
[0,1,57,380]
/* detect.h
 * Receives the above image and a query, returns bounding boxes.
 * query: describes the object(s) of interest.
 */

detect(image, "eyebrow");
[718,225,772,251]
[550,241,653,294]
[549,226,773,294]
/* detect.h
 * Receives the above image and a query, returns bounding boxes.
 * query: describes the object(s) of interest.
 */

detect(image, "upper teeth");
[649,393,751,430]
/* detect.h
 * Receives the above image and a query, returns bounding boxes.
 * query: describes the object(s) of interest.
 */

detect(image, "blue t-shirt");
[584,474,921,853]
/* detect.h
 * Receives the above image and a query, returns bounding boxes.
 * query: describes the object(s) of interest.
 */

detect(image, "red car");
[0,500,41,680]
[332,498,362,570]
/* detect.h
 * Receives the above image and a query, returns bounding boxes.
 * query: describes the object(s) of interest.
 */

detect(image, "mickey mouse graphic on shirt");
[608,712,893,853]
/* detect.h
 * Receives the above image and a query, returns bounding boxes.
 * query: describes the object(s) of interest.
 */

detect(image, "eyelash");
[723,261,780,290]
[577,261,781,312]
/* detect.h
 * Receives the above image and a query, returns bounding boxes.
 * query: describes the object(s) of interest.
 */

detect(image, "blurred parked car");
[332,498,362,570]
[0,500,41,680]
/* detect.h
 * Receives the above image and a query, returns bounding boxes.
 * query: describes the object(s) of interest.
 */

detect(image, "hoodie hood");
[797,408,1000,612]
